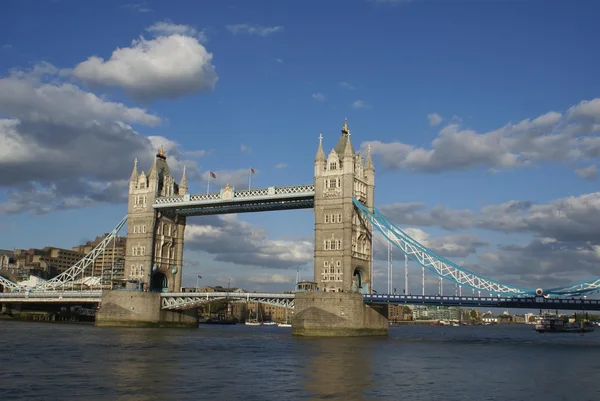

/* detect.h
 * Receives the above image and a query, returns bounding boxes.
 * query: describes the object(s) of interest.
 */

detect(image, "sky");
[1,0,600,296]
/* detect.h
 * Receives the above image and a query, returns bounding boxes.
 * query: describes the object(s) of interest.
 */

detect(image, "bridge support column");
[95,291,198,328]
[292,292,388,336]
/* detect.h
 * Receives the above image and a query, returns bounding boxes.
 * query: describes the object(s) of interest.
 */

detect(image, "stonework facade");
[313,120,375,294]
[124,147,187,292]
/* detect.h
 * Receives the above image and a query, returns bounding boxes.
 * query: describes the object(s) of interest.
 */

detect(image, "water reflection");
[303,337,380,400]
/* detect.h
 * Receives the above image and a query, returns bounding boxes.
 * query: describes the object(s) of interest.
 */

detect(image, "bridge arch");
[151,272,169,292]
[353,266,368,294]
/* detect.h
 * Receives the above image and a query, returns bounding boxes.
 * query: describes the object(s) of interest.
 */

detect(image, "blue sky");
[1,0,600,294]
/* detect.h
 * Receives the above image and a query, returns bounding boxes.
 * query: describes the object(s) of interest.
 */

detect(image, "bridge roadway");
[1,291,599,311]
[364,294,600,311]
[153,184,315,216]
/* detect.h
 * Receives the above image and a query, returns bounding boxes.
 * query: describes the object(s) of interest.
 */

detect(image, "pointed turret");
[334,117,355,157]
[365,144,374,171]
[130,158,139,182]
[315,133,325,161]
[178,166,188,195]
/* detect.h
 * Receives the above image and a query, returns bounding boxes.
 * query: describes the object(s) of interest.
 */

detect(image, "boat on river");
[534,313,595,333]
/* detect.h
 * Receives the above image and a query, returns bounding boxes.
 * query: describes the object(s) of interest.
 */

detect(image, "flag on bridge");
[250,168,255,174]
[210,171,216,178]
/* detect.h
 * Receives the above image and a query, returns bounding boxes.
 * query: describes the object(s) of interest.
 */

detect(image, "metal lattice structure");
[160,292,295,310]
[153,185,315,216]
[353,198,600,298]
[31,216,128,291]
[0,275,23,292]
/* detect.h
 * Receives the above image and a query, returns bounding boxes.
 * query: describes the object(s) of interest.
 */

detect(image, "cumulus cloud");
[339,82,355,90]
[575,165,597,180]
[427,113,443,127]
[312,93,326,101]
[373,192,600,289]
[466,239,600,288]
[73,34,218,103]
[185,215,312,269]
[225,24,284,37]
[362,99,600,175]
[0,64,204,215]
[351,100,372,109]
[372,228,487,260]
[146,21,206,42]
[380,192,600,244]
[274,163,287,169]
[122,3,152,13]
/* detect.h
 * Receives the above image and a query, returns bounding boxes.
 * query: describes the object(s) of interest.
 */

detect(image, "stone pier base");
[292,292,388,337]
[96,290,198,328]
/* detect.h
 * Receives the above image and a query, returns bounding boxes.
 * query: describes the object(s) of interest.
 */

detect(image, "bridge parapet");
[154,184,315,207]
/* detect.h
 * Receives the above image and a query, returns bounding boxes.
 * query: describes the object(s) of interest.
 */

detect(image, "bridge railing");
[0,291,103,299]
[154,184,315,206]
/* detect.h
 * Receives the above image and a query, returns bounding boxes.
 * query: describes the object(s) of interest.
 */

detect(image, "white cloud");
[312,93,326,101]
[427,113,443,127]
[122,3,153,13]
[225,24,284,37]
[575,165,598,180]
[240,144,251,153]
[373,228,487,260]
[339,81,355,90]
[274,163,287,169]
[0,64,203,215]
[274,58,284,64]
[186,215,312,269]
[0,63,159,126]
[380,191,600,244]
[146,21,207,42]
[351,100,372,109]
[361,98,600,175]
[73,33,218,103]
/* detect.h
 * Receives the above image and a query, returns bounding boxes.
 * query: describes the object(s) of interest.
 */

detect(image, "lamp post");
[196,275,202,292]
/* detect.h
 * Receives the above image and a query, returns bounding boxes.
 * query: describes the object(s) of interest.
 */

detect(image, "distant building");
[13,247,85,278]
[72,235,126,281]
[413,305,461,321]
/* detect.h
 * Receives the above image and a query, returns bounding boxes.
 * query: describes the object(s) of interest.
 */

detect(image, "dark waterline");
[1,322,599,401]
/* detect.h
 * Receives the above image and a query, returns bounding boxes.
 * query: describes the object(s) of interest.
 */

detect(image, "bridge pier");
[96,291,198,328]
[292,292,388,336]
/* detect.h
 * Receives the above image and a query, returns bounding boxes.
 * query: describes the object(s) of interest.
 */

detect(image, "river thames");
[1,321,599,400]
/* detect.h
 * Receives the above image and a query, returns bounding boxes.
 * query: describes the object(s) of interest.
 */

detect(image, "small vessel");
[277,322,292,328]
[245,300,262,326]
[263,321,277,326]
[534,313,595,333]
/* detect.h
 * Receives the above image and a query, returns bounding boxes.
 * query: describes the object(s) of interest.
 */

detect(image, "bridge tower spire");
[124,146,186,292]
[313,118,374,294]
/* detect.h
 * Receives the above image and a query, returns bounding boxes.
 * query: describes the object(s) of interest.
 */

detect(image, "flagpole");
[207,174,211,194]
[248,168,252,190]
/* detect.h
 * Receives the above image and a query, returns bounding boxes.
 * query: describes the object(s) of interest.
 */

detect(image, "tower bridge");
[2,118,600,335]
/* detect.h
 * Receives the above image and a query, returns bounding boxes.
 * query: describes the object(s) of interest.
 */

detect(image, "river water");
[1,322,599,401]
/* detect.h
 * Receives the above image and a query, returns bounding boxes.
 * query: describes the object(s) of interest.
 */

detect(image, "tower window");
[325,215,330,223]
[336,178,341,188]
[329,162,337,170]
[336,214,342,223]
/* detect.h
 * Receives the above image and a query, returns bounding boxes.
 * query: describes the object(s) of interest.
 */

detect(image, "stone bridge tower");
[124,146,187,292]
[313,119,375,294]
